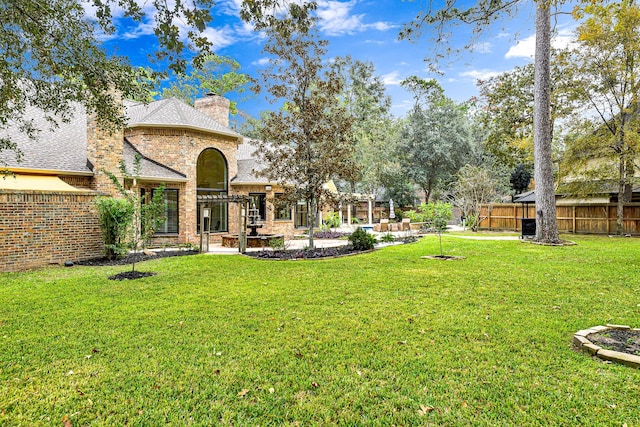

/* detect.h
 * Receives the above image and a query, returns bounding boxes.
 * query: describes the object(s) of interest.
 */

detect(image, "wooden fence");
[478,203,640,235]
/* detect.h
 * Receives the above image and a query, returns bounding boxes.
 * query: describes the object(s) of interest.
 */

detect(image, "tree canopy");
[1,0,215,156]
[252,17,357,248]
[400,0,564,243]
[399,77,473,202]
[161,55,250,115]
[558,0,640,234]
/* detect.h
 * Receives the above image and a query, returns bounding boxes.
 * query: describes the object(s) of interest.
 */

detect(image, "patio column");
[347,204,352,226]
[339,203,343,225]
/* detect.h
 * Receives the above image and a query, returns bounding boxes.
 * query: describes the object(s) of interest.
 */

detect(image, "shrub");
[324,211,341,229]
[96,196,134,260]
[380,232,395,243]
[404,209,423,223]
[348,227,376,251]
[269,237,286,250]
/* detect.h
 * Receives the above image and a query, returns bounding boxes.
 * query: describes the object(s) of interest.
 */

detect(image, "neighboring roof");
[123,139,187,183]
[0,103,92,174]
[513,190,536,203]
[125,98,242,140]
[0,174,85,192]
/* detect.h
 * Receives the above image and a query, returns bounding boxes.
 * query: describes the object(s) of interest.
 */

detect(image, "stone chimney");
[194,93,230,128]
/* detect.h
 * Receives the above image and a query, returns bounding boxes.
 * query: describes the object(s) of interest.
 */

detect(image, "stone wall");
[0,190,103,272]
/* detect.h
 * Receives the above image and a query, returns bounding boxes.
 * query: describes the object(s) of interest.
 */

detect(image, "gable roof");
[125,98,242,141]
[0,103,92,174]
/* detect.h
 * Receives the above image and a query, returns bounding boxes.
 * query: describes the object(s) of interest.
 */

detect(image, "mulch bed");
[247,237,418,260]
[247,245,362,260]
[587,329,640,356]
[76,250,199,267]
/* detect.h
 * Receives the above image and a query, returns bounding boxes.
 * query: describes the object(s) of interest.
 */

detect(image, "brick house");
[0,94,303,271]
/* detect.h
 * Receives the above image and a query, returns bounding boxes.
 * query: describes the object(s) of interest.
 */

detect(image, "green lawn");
[1,235,639,426]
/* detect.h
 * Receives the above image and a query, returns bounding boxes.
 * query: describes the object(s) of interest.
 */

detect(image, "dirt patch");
[587,329,640,356]
[420,255,465,260]
[109,271,157,281]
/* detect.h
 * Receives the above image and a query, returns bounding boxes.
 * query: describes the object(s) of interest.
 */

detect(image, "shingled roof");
[0,103,92,174]
[231,139,271,185]
[123,139,187,182]
[125,98,242,140]
[1,97,242,175]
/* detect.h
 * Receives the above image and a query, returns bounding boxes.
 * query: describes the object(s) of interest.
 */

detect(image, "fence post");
[572,205,576,233]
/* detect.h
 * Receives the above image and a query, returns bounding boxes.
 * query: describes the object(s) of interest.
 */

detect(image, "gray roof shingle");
[232,140,271,184]
[0,103,91,173]
[1,97,240,174]
[125,98,241,139]
[123,139,187,182]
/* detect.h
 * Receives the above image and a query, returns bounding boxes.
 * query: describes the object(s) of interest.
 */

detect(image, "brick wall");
[0,190,103,271]
[231,184,296,238]
[125,127,240,245]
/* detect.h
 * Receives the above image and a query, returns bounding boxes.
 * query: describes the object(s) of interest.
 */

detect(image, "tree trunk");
[307,198,317,249]
[533,1,560,244]
[616,156,625,235]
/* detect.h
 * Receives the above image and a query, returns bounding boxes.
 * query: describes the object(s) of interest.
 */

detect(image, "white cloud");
[201,26,236,50]
[381,71,403,86]
[459,69,503,81]
[505,28,576,59]
[316,1,393,36]
[470,42,492,54]
[252,58,271,66]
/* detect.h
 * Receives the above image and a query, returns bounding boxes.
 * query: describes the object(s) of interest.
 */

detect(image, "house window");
[295,201,308,228]
[249,193,266,221]
[141,188,179,235]
[274,193,291,221]
[197,148,228,233]
[154,188,179,234]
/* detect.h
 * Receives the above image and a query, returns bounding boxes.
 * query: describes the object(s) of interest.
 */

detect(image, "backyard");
[1,234,639,426]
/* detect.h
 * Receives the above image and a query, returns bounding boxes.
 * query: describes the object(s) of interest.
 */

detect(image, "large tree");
[251,15,358,249]
[0,0,215,158]
[161,55,250,115]
[399,77,473,202]
[330,56,395,198]
[558,0,640,235]
[400,0,563,243]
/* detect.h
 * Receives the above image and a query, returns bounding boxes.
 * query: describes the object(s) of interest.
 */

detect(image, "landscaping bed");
[76,249,199,267]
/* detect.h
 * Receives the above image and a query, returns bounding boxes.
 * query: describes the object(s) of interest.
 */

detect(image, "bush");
[380,232,395,243]
[96,196,134,260]
[269,237,286,250]
[323,211,341,229]
[348,227,376,251]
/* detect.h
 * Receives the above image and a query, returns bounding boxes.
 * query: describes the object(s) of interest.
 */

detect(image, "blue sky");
[99,0,577,119]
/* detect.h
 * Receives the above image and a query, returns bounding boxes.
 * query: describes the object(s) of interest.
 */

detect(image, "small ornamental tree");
[423,202,452,257]
[102,155,166,271]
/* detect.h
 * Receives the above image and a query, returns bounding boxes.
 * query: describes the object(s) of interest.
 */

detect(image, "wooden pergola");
[197,194,250,253]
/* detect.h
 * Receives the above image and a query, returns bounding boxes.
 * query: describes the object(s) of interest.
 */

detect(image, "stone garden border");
[574,324,640,368]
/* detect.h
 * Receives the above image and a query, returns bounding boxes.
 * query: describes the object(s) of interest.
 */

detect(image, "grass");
[1,235,640,426]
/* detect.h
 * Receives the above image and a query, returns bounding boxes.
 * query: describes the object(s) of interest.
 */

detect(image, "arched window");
[197,148,228,232]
